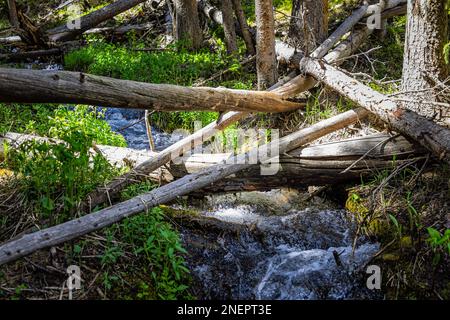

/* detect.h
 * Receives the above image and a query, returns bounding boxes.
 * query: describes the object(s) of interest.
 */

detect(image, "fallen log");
[1,131,425,192]
[0,132,172,184]
[0,48,61,62]
[0,68,303,113]
[83,6,379,209]
[299,57,450,163]
[170,133,427,192]
[0,107,370,266]
[46,0,150,42]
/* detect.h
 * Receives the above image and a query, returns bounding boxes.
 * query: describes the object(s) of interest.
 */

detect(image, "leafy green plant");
[118,207,190,300]
[388,214,403,239]
[6,128,119,223]
[426,227,450,265]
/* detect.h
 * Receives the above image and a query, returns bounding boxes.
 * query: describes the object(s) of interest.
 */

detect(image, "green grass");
[64,42,255,130]
[0,104,126,147]
[90,183,192,300]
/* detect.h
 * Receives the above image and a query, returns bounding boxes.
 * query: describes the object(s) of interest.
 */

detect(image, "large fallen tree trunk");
[83,5,381,209]
[1,132,425,192]
[46,0,149,42]
[0,68,303,113]
[299,57,450,163]
[0,107,370,265]
[170,133,427,192]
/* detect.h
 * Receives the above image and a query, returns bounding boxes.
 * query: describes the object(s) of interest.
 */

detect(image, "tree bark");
[170,133,426,192]
[289,0,329,54]
[0,107,369,266]
[0,68,303,113]
[255,0,278,90]
[174,0,203,50]
[221,0,238,54]
[401,0,449,127]
[300,57,450,163]
[47,0,149,42]
[6,0,20,29]
[232,0,255,55]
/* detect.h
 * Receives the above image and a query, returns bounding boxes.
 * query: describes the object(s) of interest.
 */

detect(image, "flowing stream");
[88,94,381,300]
[175,191,381,300]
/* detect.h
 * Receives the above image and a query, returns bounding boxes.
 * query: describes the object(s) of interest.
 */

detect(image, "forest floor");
[0,0,449,300]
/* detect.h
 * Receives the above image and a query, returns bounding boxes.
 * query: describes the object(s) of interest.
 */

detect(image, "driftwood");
[0,107,370,266]
[300,57,450,163]
[0,68,303,113]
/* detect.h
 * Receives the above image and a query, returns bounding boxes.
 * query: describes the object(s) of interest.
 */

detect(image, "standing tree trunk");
[174,0,203,50]
[232,0,255,55]
[255,0,278,90]
[221,0,238,54]
[401,0,449,127]
[289,0,329,54]
[6,0,20,29]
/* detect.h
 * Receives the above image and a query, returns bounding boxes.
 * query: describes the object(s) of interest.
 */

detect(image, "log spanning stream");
[105,107,381,300]
[17,63,380,300]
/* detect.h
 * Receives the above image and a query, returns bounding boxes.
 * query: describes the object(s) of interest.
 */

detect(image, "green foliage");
[426,228,450,265]
[0,104,126,147]
[6,129,118,223]
[64,40,255,131]
[370,16,406,81]
[101,205,191,300]
[444,42,450,65]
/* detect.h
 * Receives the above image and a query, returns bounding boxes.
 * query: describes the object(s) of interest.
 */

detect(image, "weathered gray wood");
[310,3,368,59]
[47,0,149,42]
[300,57,450,163]
[0,68,302,113]
[169,133,427,191]
[0,107,369,266]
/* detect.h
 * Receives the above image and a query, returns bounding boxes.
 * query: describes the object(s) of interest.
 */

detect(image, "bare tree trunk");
[289,0,329,54]
[174,0,203,50]
[6,0,20,29]
[221,0,238,54]
[255,0,278,90]
[401,0,449,127]
[232,0,255,55]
